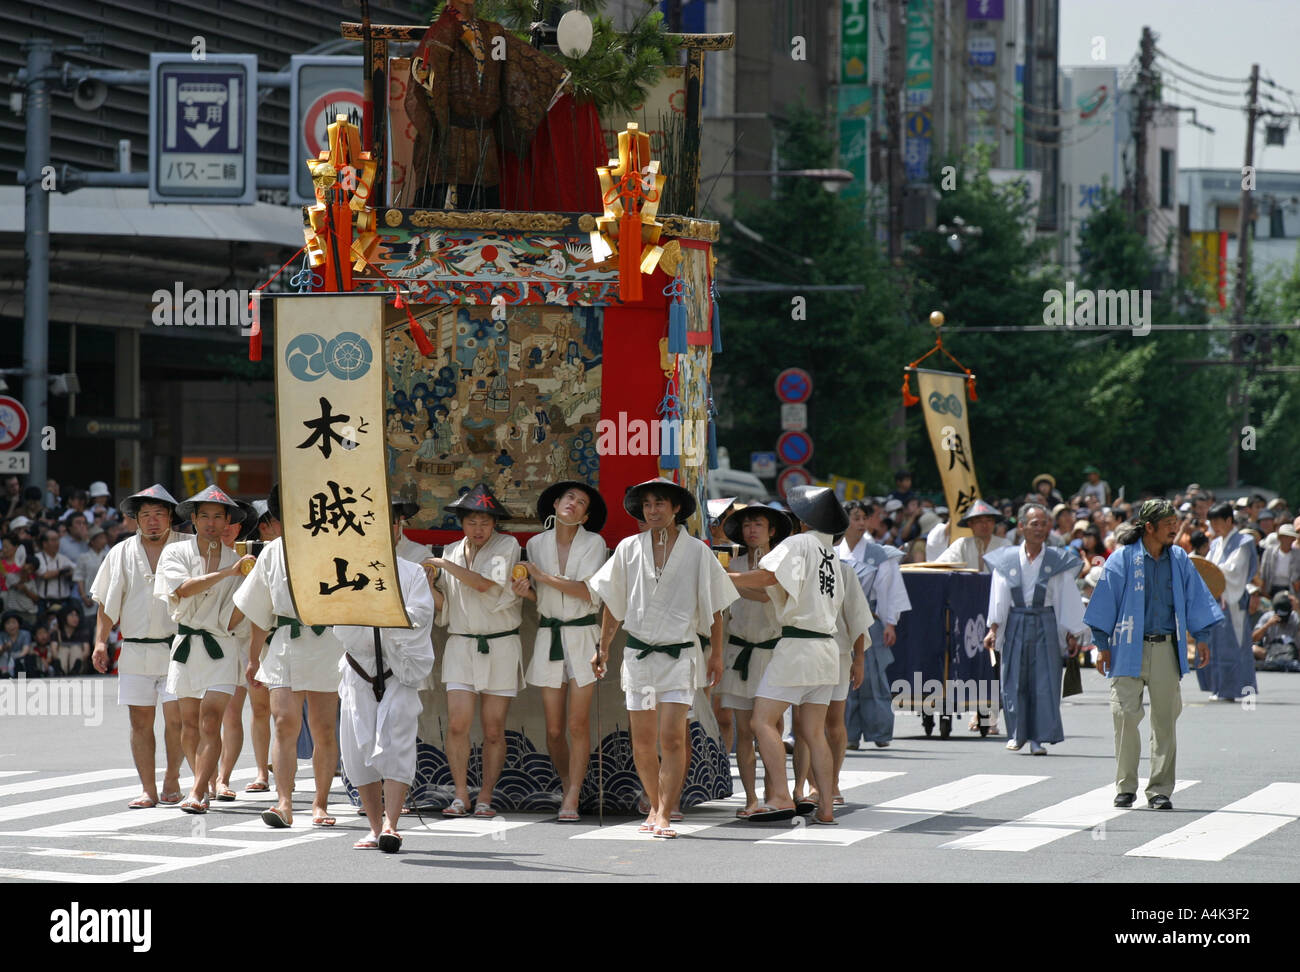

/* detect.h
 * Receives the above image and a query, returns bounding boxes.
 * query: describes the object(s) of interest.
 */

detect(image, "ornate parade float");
[254,1,735,812]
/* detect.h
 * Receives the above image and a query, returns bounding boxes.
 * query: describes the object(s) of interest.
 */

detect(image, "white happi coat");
[90,530,186,678]
[155,537,249,698]
[987,544,1089,654]
[335,557,436,786]
[759,531,845,687]
[588,526,738,697]
[924,520,951,561]
[524,527,606,689]
[719,547,783,699]
[436,531,524,692]
[834,558,875,657]
[232,537,343,693]
[395,534,434,564]
[936,533,1010,572]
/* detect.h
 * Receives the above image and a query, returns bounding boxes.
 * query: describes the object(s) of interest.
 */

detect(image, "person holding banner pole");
[334,501,438,852]
[430,484,524,819]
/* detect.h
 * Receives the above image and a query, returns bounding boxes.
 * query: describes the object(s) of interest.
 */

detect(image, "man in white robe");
[234,485,346,829]
[983,503,1089,754]
[335,504,437,852]
[1198,502,1258,700]
[936,498,1010,570]
[154,486,255,814]
[729,485,848,825]
[430,484,523,818]
[90,484,188,808]
[517,482,607,821]
[588,478,737,838]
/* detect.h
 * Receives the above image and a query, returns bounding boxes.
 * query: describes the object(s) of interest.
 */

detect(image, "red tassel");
[901,373,919,408]
[401,301,435,356]
[618,211,642,303]
[966,374,978,402]
[248,292,262,362]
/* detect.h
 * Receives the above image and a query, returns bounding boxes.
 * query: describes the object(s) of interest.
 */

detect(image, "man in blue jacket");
[1085,499,1223,810]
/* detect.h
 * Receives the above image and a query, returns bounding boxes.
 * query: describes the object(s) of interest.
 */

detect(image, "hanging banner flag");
[274,293,408,626]
[914,367,981,541]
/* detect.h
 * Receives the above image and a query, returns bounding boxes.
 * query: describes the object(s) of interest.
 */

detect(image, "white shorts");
[755,667,834,707]
[830,652,852,703]
[719,692,752,712]
[624,687,693,711]
[117,673,178,707]
[446,681,518,699]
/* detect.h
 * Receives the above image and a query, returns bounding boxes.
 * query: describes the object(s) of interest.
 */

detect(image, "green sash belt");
[728,634,780,680]
[270,614,327,641]
[781,626,833,639]
[451,628,521,655]
[122,636,173,645]
[173,623,223,664]
[538,614,599,661]
[625,633,694,661]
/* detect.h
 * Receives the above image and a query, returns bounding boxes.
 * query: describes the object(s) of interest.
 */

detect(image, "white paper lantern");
[557,9,594,58]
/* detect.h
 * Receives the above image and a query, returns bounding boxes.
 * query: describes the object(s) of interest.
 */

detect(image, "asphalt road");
[1,669,1298,884]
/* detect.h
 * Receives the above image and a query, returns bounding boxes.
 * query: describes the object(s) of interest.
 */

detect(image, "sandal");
[669,811,683,823]
[260,807,291,829]
[311,814,337,828]
[441,798,470,817]
[832,795,845,806]
[747,804,796,822]
[214,784,237,802]
[179,798,207,815]
[127,796,156,810]
[637,821,656,834]
[244,780,270,793]
[556,811,581,823]
[794,798,817,815]
[653,826,678,839]
[378,829,403,853]
[158,791,183,806]
[353,835,379,850]
[810,814,838,826]
[473,803,497,818]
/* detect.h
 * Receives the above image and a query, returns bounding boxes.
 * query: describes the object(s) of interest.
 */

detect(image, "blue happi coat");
[1084,541,1223,679]
[985,544,1079,745]
[1195,530,1258,698]
[845,542,902,745]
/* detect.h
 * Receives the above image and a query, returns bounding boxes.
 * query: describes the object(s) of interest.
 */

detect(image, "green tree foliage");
[713,108,907,490]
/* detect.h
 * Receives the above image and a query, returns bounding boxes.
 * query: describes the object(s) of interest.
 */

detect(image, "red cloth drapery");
[500,94,606,213]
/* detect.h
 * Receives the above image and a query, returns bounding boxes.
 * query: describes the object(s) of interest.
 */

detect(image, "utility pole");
[886,0,905,263]
[20,38,52,492]
[1133,26,1155,239]
[1227,61,1260,488]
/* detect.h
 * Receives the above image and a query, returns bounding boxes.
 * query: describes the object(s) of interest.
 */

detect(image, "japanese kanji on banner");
[274,293,409,626]
[914,367,981,542]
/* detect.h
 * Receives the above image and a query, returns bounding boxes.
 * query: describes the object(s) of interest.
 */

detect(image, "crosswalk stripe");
[0,769,137,799]
[0,771,35,780]
[759,774,1047,846]
[1125,782,1300,861]
[572,771,906,841]
[0,768,257,829]
[29,847,185,865]
[0,866,111,883]
[941,779,1199,852]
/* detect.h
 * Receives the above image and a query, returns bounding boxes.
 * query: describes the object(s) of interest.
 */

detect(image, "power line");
[1153,61,1247,100]
[1160,79,1245,114]
[1153,46,1249,85]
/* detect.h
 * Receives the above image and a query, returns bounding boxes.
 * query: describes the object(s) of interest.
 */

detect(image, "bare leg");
[178,697,201,789]
[751,697,794,809]
[217,685,246,792]
[445,690,476,807]
[563,680,595,816]
[357,780,382,840]
[127,705,159,803]
[792,703,809,799]
[711,690,734,754]
[247,681,272,786]
[268,687,303,824]
[540,685,570,805]
[655,702,689,830]
[160,699,185,793]
[306,691,339,820]
[825,698,848,801]
[628,709,660,826]
[383,779,407,834]
[187,691,231,804]
[477,694,512,807]
[796,702,835,822]
[733,707,760,811]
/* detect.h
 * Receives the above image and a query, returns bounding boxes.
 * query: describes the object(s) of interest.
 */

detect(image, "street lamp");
[936,215,982,253]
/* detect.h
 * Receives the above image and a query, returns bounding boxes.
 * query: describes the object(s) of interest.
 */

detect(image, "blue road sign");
[775,367,812,404]
[776,430,813,466]
[150,54,258,204]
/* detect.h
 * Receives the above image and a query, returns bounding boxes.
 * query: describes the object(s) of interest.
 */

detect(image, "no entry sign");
[0,396,30,450]
[777,465,813,498]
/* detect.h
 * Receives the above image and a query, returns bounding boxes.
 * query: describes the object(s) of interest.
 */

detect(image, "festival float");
[253,1,735,813]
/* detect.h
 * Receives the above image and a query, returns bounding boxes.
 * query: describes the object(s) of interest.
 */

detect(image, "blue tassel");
[711,282,722,353]
[667,298,687,354]
[707,418,718,470]
[658,382,682,470]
